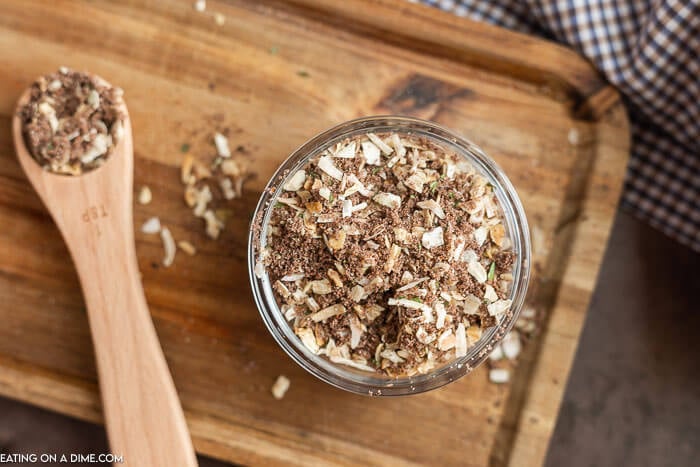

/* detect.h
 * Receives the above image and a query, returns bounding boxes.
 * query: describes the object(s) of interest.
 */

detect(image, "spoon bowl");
[13,77,198,467]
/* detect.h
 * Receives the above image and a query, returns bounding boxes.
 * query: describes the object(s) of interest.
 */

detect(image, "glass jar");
[248,116,531,395]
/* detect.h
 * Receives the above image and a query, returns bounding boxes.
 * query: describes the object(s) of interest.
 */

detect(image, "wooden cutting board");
[0,1,629,466]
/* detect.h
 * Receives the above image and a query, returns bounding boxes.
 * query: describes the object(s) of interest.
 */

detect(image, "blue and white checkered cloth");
[418,0,700,251]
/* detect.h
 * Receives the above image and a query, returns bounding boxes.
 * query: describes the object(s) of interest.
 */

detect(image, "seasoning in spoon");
[257,132,516,377]
[18,67,125,175]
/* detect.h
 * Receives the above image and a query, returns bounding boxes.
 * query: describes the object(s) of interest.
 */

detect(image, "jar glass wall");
[248,116,531,396]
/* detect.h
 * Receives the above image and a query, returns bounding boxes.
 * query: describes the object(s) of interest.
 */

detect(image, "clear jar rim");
[248,116,531,396]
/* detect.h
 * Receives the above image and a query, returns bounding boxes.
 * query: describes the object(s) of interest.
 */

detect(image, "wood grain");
[0,1,629,466]
[12,89,198,466]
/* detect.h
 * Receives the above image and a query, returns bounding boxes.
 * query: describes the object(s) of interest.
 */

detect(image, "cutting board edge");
[278,0,610,107]
[504,99,631,467]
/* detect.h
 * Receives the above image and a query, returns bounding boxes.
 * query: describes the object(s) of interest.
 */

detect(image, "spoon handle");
[76,241,197,467]
[64,201,198,467]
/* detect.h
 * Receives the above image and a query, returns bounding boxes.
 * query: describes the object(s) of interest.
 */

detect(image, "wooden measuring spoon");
[12,80,198,467]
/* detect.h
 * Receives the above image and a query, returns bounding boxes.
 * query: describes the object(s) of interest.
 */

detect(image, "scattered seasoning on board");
[136,120,254,268]
[178,240,197,256]
[138,186,152,205]
[256,132,516,377]
[271,375,290,400]
[138,130,253,267]
[180,131,252,240]
[18,67,125,175]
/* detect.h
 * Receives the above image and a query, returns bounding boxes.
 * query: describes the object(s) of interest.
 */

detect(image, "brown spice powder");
[258,132,516,376]
[19,67,125,175]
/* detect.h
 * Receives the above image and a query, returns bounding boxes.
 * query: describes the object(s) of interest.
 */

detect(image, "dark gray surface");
[0,211,698,466]
[545,211,700,467]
